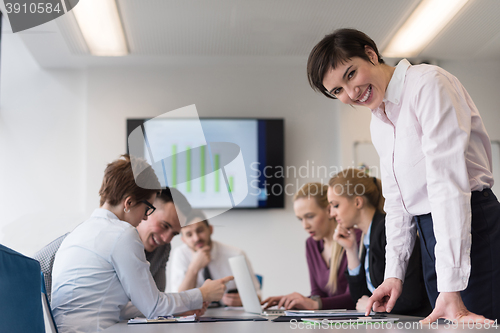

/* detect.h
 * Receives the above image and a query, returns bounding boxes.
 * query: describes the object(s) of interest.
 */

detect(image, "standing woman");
[262,183,361,310]
[307,28,500,322]
[328,169,430,316]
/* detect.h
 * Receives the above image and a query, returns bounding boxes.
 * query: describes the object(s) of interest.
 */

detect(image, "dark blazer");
[346,211,431,316]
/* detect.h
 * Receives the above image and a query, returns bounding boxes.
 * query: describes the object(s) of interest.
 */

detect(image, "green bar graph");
[186,147,191,192]
[168,145,236,194]
[215,154,220,192]
[171,145,177,188]
[200,146,206,192]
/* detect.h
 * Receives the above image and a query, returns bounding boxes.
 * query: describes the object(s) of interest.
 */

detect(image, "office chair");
[41,272,59,333]
[255,274,263,289]
[0,244,45,333]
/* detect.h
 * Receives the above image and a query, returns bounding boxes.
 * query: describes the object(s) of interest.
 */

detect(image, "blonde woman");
[328,168,430,316]
[262,183,360,310]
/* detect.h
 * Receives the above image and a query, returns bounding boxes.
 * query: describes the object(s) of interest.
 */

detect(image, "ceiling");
[4,0,500,68]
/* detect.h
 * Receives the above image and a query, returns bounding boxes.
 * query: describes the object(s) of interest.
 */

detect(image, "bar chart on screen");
[142,118,257,209]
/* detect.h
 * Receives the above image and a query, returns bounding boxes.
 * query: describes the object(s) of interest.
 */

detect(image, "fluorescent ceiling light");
[73,0,128,56]
[383,0,469,58]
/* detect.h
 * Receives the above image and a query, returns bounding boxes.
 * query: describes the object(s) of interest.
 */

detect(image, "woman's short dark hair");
[99,154,160,206]
[307,28,384,99]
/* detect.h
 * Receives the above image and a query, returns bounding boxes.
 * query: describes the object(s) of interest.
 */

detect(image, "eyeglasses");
[141,200,156,216]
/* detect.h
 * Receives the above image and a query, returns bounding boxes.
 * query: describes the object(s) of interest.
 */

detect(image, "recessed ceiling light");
[383,0,469,58]
[73,0,128,56]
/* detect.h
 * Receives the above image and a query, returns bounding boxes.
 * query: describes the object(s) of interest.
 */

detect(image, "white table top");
[102,307,495,332]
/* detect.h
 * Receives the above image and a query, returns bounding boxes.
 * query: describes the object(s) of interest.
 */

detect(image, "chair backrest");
[0,244,45,333]
[33,233,69,303]
[41,273,59,333]
[255,274,263,289]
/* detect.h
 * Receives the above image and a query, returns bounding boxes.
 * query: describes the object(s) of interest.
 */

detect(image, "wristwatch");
[310,295,322,310]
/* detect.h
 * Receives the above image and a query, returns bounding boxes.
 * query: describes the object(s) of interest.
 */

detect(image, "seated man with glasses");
[50,155,232,333]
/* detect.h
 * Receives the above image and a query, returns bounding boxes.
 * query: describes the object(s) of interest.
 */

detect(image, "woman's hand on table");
[261,292,319,310]
[420,292,492,324]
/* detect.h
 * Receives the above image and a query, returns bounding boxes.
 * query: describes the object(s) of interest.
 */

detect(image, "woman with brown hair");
[328,168,430,316]
[51,155,231,333]
[262,182,360,310]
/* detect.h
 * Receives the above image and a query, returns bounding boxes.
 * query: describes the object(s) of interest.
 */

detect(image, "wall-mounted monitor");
[126,118,284,209]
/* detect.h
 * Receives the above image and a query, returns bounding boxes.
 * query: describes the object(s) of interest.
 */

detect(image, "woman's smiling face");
[322,47,387,110]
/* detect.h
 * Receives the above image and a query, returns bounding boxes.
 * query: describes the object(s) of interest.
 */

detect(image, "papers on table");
[284,310,371,317]
[128,314,196,324]
[302,317,398,325]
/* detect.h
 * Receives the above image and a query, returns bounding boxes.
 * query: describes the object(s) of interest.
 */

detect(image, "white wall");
[0,31,87,256]
[337,104,376,170]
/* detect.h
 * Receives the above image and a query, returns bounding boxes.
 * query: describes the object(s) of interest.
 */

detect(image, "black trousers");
[415,188,500,320]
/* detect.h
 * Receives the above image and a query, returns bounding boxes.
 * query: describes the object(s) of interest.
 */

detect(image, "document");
[302,317,398,325]
[128,314,196,324]
[284,309,371,317]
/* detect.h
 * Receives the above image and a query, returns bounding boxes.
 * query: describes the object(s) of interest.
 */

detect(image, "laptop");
[228,255,284,316]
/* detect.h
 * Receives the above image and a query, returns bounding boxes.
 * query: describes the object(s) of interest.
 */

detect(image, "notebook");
[228,255,284,316]
[128,315,196,324]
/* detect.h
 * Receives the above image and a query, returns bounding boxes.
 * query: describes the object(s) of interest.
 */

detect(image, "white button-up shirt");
[370,59,493,292]
[52,209,202,333]
[348,222,375,293]
[170,240,261,299]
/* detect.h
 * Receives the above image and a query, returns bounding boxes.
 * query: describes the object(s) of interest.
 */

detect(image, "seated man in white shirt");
[170,209,261,306]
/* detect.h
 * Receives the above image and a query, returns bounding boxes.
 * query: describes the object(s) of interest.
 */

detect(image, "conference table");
[102,308,495,332]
